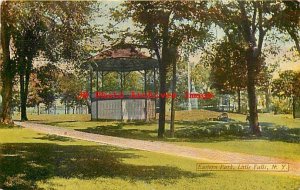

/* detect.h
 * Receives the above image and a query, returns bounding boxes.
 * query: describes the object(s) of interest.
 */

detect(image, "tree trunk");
[157,21,170,138]
[265,87,271,112]
[246,51,260,135]
[170,47,178,138]
[1,3,16,124]
[19,60,31,121]
[158,65,167,138]
[238,1,262,134]
[237,89,241,113]
[65,101,67,114]
[228,95,231,112]
[292,96,296,119]
[37,103,40,115]
[20,71,28,121]
[1,76,14,124]
[24,62,31,118]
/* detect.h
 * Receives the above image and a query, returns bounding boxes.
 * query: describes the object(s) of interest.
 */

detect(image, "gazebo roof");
[86,46,159,72]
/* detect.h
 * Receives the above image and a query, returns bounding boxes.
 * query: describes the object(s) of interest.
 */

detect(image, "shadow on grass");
[32,120,78,125]
[261,125,300,143]
[77,124,158,141]
[123,120,158,126]
[0,143,207,190]
[0,124,20,129]
[34,134,75,142]
[75,119,300,144]
[46,121,78,124]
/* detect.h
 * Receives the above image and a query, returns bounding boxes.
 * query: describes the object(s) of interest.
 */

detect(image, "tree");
[115,1,210,138]
[256,61,278,113]
[208,40,248,113]
[191,63,211,94]
[272,70,300,118]
[26,72,43,109]
[169,48,179,137]
[1,2,17,124]
[35,64,61,113]
[1,1,98,122]
[207,39,275,113]
[210,1,300,134]
[58,72,87,114]
[13,2,46,120]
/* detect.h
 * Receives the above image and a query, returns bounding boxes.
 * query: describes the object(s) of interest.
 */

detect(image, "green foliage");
[207,39,273,95]
[123,72,144,92]
[5,1,99,65]
[272,70,300,98]
[1,1,101,122]
[58,72,87,108]
[173,59,189,106]
[26,72,43,107]
[262,125,300,143]
[11,84,20,110]
[112,1,213,137]
[191,63,211,92]
[35,64,61,109]
[208,40,247,94]
[272,70,300,116]
[116,1,211,51]
[272,98,292,115]
[207,1,300,132]
[175,122,250,138]
[175,59,214,108]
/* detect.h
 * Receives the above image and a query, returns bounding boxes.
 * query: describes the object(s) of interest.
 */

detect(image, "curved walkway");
[15,121,300,176]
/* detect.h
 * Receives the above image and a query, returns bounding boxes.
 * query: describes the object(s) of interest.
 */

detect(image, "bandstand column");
[120,72,123,121]
[96,71,99,120]
[89,67,93,120]
[101,71,104,89]
[153,68,157,119]
[144,70,148,121]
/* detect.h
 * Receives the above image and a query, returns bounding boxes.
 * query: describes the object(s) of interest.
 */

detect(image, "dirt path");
[15,121,300,176]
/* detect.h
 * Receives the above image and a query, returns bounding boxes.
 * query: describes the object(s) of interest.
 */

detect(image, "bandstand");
[86,45,159,121]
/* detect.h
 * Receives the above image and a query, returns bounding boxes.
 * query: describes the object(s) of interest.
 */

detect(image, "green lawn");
[19,110,300,162]
[1,124,300,190]
[166,110,300,128]
[229,112,300,129]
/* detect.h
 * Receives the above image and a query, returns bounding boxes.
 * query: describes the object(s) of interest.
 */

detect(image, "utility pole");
[186,54,191,111]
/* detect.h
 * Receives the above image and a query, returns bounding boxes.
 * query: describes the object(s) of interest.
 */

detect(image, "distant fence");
[14,105,89,115]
